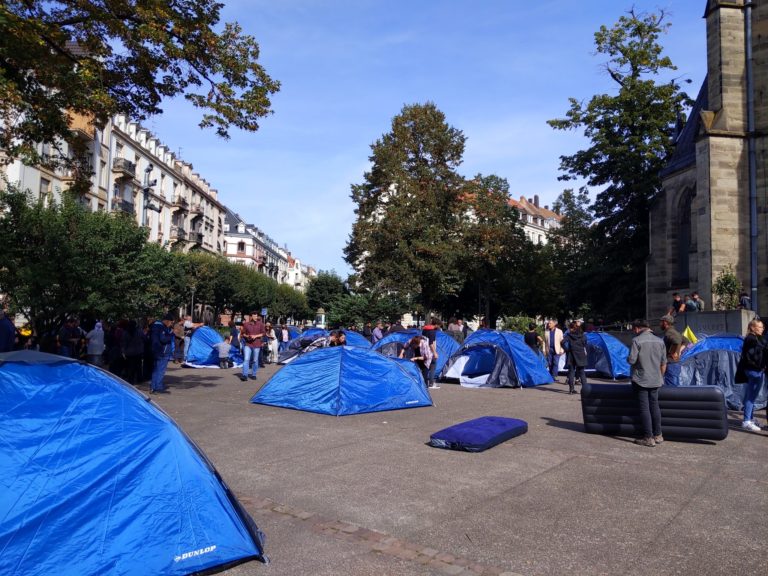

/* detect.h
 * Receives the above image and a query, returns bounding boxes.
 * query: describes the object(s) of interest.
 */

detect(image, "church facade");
[647,0,768,317]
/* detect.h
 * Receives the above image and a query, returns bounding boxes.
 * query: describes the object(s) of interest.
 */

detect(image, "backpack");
[419,337,433,367]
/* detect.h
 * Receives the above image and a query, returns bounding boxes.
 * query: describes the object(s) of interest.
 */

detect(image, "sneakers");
[239,375,248,382]
[741,420,761,433]
[634,437,656,447]
[428,385,440,389]
[249,375,258,380]
[653,435,664,445]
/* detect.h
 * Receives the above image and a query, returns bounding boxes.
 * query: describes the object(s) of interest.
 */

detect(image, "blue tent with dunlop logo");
[0,350,266,576]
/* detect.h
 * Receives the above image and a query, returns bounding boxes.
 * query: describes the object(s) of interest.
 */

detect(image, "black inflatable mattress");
[428,416,528,452]
[581,383,728,441]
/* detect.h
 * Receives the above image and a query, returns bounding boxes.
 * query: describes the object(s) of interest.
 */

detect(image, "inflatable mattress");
[581,383,729,441]
[428,416,528,452]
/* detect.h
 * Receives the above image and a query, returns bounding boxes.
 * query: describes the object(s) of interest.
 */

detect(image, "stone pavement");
[147,363,768,576]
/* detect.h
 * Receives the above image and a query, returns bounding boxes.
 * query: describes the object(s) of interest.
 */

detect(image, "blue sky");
[148,0,707,276]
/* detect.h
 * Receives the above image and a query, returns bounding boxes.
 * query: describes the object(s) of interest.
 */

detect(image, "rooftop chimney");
[534,195,540,207]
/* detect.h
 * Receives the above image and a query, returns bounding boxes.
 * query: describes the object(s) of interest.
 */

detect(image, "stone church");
[647,0,768,317]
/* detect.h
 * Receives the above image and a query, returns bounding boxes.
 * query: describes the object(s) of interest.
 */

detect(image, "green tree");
[456,174,529,326]
[0,184,183,334]
[712,265,741,310]
[229,264,276,316]
[547,8,691,320]
[0,0,279,181]
[305,271,347,313]
[547,187,595,317]
[344,102,467,314]
[272,283,311,323]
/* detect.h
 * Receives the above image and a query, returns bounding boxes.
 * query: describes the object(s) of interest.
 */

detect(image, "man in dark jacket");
[0,309,17,352]
[563,321,588,394]
[150,312,175,394]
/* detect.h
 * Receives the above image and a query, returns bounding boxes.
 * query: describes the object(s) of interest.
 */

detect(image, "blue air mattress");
[428,416,528,452]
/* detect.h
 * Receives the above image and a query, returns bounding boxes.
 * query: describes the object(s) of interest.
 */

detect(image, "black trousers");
[632,383,662,438]
[567,365,587,391]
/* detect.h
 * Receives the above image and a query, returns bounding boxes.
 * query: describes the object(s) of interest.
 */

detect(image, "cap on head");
[660,314,675,324]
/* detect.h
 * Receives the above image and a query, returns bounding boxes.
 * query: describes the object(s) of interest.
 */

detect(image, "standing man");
[371,321,384,344]
[660,315,686,387]
[422,318,441,389]
[0,309,17,352]
[544,320,564,381]
[627,319,667,447]
[150,313,176,394]
[182,314,203,364]
[240,311,264,382]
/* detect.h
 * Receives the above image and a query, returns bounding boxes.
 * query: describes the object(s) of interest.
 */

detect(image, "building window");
[237,241,246,253]
[39,177,51,202]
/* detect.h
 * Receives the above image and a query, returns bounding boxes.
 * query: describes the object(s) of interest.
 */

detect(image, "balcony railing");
[188,231,204,244]
[171,226,186,240]
[111,157,136,178]
[111,199,134,215]
[172,195,189,211]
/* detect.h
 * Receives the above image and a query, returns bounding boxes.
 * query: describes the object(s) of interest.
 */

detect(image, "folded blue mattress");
[428,416,528,452]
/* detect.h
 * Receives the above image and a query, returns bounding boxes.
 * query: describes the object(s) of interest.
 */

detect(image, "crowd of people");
[3,301,765,444]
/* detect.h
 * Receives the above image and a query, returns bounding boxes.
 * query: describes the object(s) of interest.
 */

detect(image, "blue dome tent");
[252,346,433,416]
[372,330,459,375]
[0,351,266,576]
[302,327,328,338]
[440,331,552,388]
[371,329,420,358]
[184,325,243,368]
[340,329,371,348]
[679,334,765,410]
[277,332,328,364]
[585,332,631,379]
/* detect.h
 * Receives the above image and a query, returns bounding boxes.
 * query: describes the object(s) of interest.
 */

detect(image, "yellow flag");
[682,325,698,344]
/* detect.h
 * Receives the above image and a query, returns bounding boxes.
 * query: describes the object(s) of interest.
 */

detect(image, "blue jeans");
[633,383,662,438]
[242,346,261,378]
[664,361,681,387]
[279,341,288,353]
[743,369,763,421]
[183,335,191,361]
[548,352,562,380]
[151,355,171,392]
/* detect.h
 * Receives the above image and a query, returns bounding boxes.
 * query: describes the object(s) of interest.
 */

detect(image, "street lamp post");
[142,163,156,228]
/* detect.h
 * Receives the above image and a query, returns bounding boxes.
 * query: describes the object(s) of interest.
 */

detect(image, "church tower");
[647,0,768,317]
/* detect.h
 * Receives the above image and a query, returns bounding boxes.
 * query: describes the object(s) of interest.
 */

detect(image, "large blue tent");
[585,332,631,379]
[252,346,433,415]
[0,351,266,576]
[371,330,459,375]
[678,334,766,410]
[184,325,243,368]
[340,329,371,348]
[440,330,552,388]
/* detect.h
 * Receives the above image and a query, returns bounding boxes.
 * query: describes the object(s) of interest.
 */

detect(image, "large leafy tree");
[344,102,466,314]
[271,283,311,323]
[456,174,529,325]
[547,9,691,320]
[547,187,595,318]
[305,271,347,313]
[0,0,279,179]
[0,184,184,333]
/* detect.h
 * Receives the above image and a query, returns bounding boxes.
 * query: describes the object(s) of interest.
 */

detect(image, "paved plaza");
[149,363,768,576]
